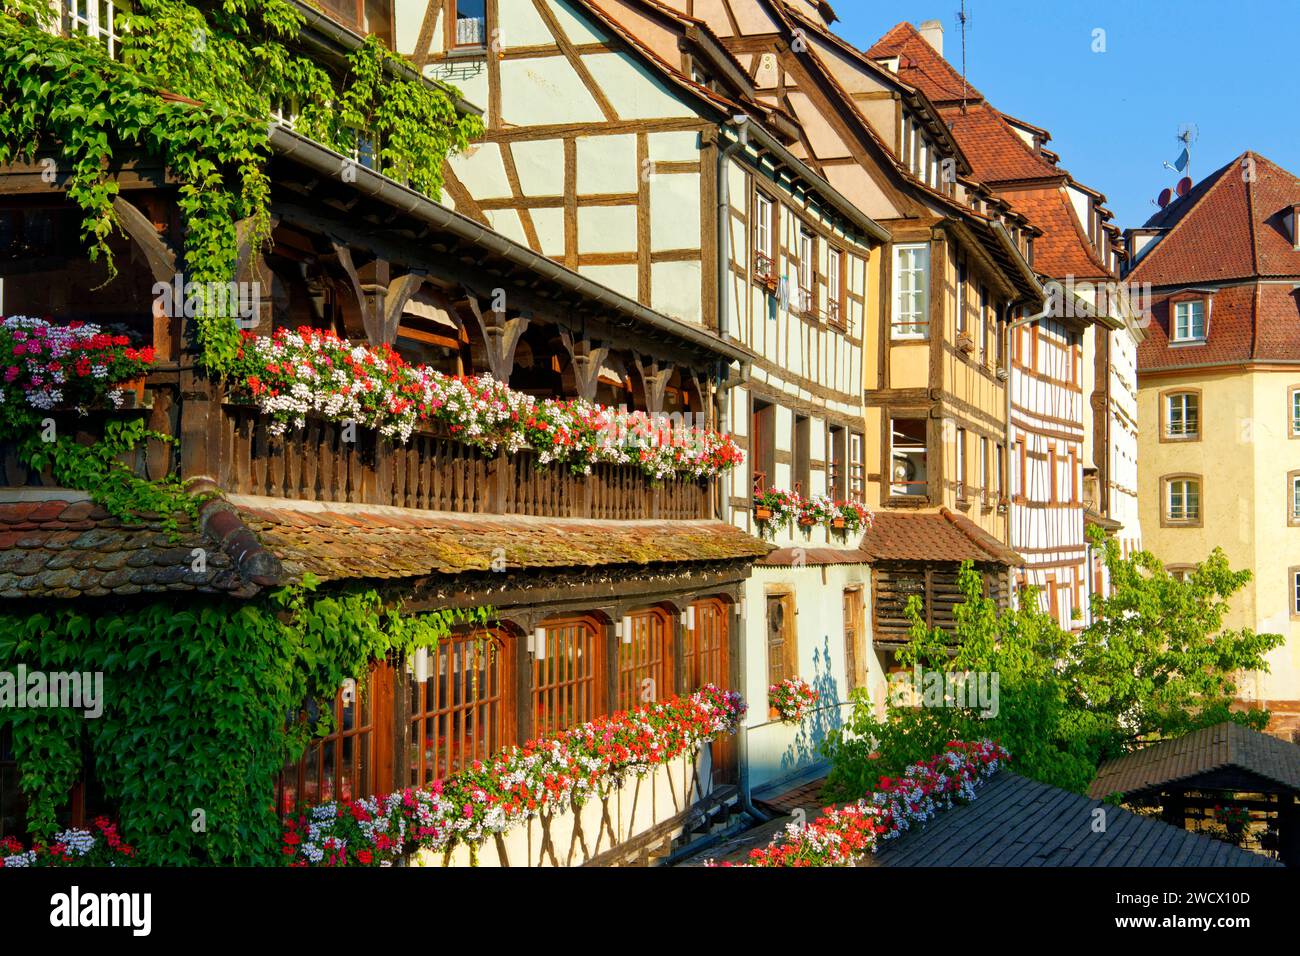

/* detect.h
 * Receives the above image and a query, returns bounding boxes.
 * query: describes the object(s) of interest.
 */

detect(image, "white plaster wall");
[739,565,880,792]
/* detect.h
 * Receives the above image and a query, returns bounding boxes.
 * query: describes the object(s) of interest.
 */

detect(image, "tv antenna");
[1162,124,1198,181]
[956,0,969,112]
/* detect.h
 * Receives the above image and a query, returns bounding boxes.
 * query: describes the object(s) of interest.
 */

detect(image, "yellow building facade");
[1129,152,1300,740]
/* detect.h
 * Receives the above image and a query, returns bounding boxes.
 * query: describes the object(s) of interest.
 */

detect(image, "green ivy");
[0,0,482,373]
[18,418,200,539]
[0,575,491,865]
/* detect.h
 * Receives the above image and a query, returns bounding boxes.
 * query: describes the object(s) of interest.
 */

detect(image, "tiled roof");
[757,546,872,566]
[1137,282,1300,371]
[859,508,1023,566]
[236,499,770,582]
[0,498,267,599]
[1131,151,1300,287]
[1006,186,1111,280]
[939,103,1061,185]
[866,21,982,105]
[1088,722,1300,800]
[0,492,770,600]
[862,770,1279,867]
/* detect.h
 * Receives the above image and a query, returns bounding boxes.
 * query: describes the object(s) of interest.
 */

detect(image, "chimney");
[918,19,943,56]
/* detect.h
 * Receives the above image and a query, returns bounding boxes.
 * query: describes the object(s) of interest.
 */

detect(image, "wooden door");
[685,599,735,785]
[843,588,863,692]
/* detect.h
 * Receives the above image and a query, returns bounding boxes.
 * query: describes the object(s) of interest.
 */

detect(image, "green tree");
[1069,528,1279,746]
[821,534,1282,800]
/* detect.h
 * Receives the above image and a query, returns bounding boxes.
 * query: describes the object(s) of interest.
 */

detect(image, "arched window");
[406,630,514,786]
[533,616,605,736]
[279,663,394,815]
[617,607,674,709]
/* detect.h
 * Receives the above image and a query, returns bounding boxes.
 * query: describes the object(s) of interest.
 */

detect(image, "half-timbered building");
[0,2,770,864]
[391,0,893,794]
[654,1,1044,666]
[866,20,1144,629]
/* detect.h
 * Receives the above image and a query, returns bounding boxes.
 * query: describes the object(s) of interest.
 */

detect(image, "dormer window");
[1172,298,1206,342]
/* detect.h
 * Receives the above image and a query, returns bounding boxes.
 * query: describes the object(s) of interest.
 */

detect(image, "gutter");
[268,126,748,364]
[287,1,483,117]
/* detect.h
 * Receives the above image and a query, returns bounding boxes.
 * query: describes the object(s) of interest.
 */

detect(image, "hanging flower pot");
[797,515,816,527]
[755,505,773,521]
[831,516,846,530]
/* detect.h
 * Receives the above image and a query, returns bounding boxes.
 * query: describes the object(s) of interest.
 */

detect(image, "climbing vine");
[0,575,492,865]
[0,0,481,372]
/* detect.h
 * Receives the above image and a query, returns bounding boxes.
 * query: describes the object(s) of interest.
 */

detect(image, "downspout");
[736,601,768,824]
[1004,294,1052,605]
[716,116,766,823]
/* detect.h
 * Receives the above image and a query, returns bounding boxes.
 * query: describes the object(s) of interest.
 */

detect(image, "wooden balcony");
[1,401,713,523]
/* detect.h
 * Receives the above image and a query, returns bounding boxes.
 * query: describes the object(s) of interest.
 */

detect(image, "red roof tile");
[1130,151,1300,287]
[1138,282,1300,371]
[939,103,1061,185]
[1007,186,1111,280]
[860,508,1022,566]
[866,21,981,105]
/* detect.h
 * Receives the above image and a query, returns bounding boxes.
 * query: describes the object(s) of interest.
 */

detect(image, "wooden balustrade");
[214,406,710,519]
[0,401,714,520]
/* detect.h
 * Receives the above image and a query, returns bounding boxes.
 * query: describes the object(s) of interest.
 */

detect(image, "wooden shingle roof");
[0,492,770,600]
[861,771,1279,867]
[859,508,1024,567]
[1088,722,1300,800]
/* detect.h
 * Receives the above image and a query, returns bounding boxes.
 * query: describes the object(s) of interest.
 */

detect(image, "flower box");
[754,505,773,521]
[115,376,148,408]
[831,517,845,529]
[797,516,815,527]
[769,676,818,724]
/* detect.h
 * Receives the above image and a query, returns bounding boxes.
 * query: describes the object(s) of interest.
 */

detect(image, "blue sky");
[832,0,1299,230]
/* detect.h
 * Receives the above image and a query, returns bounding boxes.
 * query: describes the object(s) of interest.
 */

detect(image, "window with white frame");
[1291,474,1300,522]
[955,427,967,499]
[1165,392,1199,439]
[892,243,929,339]
[1291,388,1300,437]
[955,258,967,333]
[64,0,126,59]
[979,436,988,504]
[978,284,989,357]
[1293,569,1300,616]
[1173,299,1206,342]
[797,227,815,315]
[754,192,773,271]
[827,247,843,326]
[1166,477,1201,522]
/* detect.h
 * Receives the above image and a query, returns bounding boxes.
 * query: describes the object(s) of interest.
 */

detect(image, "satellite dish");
[1176,177,1192,197]
[1158,188,1172,208]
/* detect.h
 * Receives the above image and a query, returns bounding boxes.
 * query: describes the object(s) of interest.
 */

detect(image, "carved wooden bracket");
[560,328,610,402]
[633,355,674,415]
[112,196,177,283]
[330,240,427,345]
[464,290,530,382]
